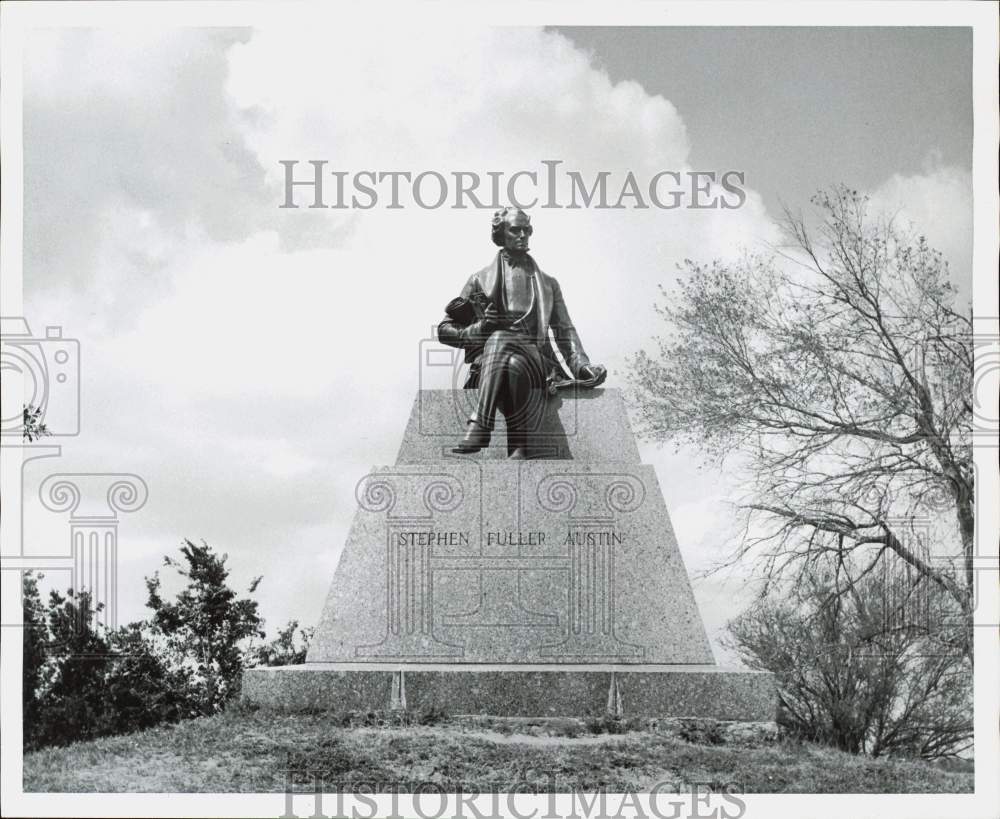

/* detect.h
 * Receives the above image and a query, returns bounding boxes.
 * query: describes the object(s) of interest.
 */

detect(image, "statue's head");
[491,206,532,253]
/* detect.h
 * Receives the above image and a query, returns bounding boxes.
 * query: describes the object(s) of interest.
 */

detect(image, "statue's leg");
[498,345,546,457]
[471,330,522,431]
[457,332,544,456]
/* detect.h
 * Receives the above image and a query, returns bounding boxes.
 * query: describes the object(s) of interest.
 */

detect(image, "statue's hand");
[481,304,512,334]
[579,364,607,386]
[458,304,512,346]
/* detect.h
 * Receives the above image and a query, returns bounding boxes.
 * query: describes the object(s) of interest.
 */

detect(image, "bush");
[145,539,265,714]
[251,619,314,667]
[23,539,268,749]
[675,718,726,746]
[22,583,201,750]
[102,624,201,730]
[725,563,972,759]
[26,587,114,749]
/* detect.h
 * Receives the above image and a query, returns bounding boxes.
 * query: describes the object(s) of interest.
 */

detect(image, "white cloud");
[869,160,973,306]
[23,28,268,322]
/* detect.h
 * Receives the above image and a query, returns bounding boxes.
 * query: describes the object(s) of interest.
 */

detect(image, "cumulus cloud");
[23,28,266,323]
[220,27,777,390]
[868,160,973,306]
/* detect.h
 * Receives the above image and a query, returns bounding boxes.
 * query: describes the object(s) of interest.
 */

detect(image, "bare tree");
[725,562,972,760]
[629,186,974,661]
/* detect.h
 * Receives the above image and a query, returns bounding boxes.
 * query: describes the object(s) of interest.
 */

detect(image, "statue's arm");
[549,279,592,378]
[437,276,482,350]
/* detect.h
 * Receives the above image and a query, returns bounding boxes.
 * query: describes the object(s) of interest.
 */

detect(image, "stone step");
[242,664,775,721]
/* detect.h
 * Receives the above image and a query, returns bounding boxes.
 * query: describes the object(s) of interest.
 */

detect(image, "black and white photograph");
[1,3,997,818]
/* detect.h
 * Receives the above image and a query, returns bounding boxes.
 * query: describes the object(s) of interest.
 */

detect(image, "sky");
[14,25,973,660]
[552,27,973,216]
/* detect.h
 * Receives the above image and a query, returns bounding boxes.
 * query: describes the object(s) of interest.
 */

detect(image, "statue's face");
[502,212,532,253]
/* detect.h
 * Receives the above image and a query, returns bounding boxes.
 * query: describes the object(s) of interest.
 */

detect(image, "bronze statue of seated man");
[437,207,606,459]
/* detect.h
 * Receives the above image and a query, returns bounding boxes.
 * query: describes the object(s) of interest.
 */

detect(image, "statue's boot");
[452,420,491,453]
[506,416,529,460]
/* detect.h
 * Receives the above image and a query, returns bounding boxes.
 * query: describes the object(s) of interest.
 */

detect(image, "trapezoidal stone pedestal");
[243,388,775,720]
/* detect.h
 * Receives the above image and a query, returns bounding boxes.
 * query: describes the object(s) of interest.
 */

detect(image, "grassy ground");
[23,708,973,794]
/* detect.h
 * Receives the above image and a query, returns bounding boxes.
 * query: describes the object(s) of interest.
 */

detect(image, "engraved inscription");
[396,531,470,547]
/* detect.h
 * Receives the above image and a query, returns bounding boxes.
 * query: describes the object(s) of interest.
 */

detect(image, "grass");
[23,707,973,794]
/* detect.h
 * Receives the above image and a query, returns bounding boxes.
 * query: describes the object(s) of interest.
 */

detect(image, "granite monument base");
[245,388,775,722]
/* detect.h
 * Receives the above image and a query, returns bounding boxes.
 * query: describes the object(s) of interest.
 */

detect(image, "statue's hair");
[491,206,532,247]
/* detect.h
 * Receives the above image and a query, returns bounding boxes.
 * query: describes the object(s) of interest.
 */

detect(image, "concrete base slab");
[242,663,775,722]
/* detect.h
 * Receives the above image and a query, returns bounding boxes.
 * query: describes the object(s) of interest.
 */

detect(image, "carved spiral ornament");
[606,478,645,513]
[39,477,81,514]
[423,479,463,513]
[356,476,397,513]
[538,478,578,513]
[106,476,148,514]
